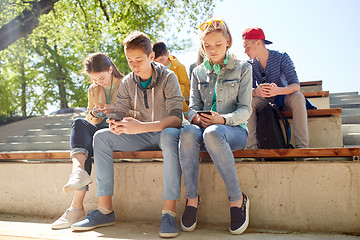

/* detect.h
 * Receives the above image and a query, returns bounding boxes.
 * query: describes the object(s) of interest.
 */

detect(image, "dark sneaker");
[180,196,200,232]
[230,193,250,235]
[71,209,115,231]
[159,213,179,238]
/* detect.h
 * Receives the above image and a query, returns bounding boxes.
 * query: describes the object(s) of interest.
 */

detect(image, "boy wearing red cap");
[242,27,309,150]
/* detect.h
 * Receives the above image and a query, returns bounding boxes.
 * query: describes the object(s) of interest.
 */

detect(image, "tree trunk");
[20,60,27,116]
[58,77,68,109]
[0,0,60,51]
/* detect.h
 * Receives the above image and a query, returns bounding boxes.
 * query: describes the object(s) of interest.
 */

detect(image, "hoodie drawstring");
[134,87,154,122]
[151,88,154,122]
[134,88,137,112]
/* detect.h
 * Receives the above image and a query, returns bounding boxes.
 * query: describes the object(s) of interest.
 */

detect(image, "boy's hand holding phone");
[107,117,144,135]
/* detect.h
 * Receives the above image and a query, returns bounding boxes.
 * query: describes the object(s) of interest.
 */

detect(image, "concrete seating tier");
[281,108,342,148]
[330,92,360,147]
[0,154,359,234]
[300,80,323,92]
[302,91,330,109]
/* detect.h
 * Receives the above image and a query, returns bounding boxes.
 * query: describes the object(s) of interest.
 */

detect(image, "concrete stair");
[330,92,360,147]
[0,113,84,152]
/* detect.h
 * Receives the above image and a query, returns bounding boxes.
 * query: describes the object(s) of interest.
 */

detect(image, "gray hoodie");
[114,62,184,122]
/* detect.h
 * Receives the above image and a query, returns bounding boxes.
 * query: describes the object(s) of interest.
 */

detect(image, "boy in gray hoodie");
[72,31,184,238]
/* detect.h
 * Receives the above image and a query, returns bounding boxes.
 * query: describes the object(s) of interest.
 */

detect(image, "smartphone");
[106,113,121,121]
[260,83,271,86]
[196,110,212,116]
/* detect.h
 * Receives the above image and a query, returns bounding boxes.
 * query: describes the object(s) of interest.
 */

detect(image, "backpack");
[256,101,292,149]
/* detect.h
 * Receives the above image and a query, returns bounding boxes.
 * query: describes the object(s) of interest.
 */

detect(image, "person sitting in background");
[153,41,190,112]
[52,53,124,229]
[242,27,309,150]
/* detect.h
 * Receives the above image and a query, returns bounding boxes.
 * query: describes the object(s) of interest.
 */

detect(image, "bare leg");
[186,196,199,208]
[71,191,86,210]
[230,197,243,208]
[99,196,113,211]
[162,200,176,212]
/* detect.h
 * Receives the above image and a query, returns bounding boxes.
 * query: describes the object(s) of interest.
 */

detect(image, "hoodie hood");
[168,55,181,69]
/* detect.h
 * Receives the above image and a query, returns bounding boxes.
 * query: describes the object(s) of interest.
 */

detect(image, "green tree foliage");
[0,0,214,117]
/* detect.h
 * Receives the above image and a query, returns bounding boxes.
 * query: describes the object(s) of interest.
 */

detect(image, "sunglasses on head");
[199,20,224,31]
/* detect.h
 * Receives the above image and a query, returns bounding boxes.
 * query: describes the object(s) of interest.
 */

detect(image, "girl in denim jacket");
[179,19,252,235]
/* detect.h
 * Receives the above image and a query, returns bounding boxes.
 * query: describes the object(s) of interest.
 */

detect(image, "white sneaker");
[51,208,86,229]
[63,169,92,193]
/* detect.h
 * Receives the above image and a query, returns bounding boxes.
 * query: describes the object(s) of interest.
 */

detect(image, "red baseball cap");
[242,27,272,45]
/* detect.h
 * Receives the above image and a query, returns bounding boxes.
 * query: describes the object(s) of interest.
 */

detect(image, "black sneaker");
[230,193,250,235]
[180,196,200,232]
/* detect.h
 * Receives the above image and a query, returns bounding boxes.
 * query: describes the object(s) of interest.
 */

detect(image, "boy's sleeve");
[114,77,132,120]
[175,64,190,98]
[163,72,184,120]
[281,52,299,86]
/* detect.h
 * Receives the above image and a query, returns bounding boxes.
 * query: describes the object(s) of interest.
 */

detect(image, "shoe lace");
[86,209,97,218]
[163,213,176,225]
[70,170,82,181]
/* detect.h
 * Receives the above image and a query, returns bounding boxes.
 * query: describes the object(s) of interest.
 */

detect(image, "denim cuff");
[228,192,242,202]
[77,185,89,192]
[70,148,89,159]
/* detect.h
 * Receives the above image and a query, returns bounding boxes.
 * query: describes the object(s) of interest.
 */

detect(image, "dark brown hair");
[122,31,152,55]
[152,41,168,58]
[83,53,123,79]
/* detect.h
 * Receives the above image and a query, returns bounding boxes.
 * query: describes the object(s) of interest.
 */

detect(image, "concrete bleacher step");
[300,80,323,92]
[340,114,360,124]
[330,96,360,105]
[0,141,69,151]
[342,124,360,134]
[341,108,360,116]
[330,103,360,109]
[26,128,71,136]
[330,91,359,97]
[300,85,322,92]
[343,133,360,146]
[7,135,70,143]
[1,159,359,234]
[44,122,72,129]
[329,91,360,147]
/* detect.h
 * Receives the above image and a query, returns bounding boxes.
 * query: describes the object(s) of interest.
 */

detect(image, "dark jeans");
[70,118,107,175]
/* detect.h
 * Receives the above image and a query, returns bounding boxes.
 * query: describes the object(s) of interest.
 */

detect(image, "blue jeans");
[70,118,107,175]
[70,118,107,191]
[179,124,248,202]
[93,128,182,200]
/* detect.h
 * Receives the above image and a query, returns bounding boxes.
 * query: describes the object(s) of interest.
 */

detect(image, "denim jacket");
[188,54,253,127]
